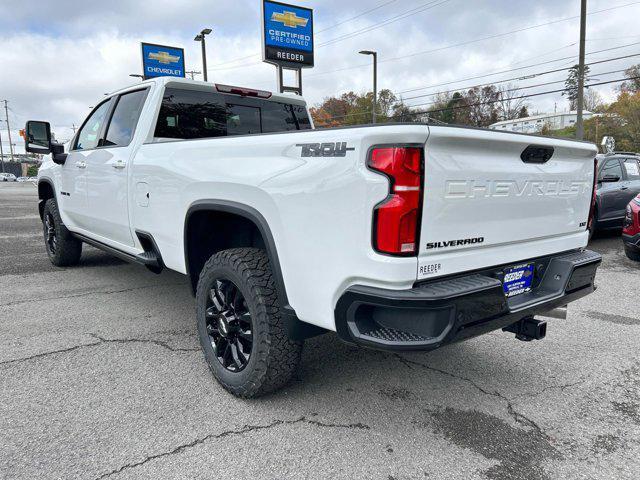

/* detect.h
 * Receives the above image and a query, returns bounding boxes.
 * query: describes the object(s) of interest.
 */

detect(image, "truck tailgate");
[417,126,597,281]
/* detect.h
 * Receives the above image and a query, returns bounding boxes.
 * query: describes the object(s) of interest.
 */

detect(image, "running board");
[71,232,164,274]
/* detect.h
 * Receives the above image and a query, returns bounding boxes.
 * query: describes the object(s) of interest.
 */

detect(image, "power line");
[396,76,640,119]
[398,51,640,103]
[316,0,451,48]
[402,68,628,110]
[395,45,640,95]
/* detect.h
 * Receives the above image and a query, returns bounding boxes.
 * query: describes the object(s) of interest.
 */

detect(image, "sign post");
[261,0,314,95]
[141,42,186,80]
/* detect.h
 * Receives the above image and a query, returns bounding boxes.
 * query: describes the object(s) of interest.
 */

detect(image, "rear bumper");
[334,249,602,351]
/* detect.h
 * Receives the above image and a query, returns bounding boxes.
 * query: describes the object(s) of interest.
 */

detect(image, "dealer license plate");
[503,263,535,298]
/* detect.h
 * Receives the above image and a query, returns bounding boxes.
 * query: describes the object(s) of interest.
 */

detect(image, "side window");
[74,100,112,150]
[154,88,225,139]
[226,104,261,135]
[623,159,640,179]
[103,89,148,147]
[600,159,623,181]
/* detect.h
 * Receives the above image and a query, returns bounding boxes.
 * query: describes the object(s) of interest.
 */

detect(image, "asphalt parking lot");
[1,182,639,480]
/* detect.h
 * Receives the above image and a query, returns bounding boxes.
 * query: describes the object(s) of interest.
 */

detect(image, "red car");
[623,194,640,261]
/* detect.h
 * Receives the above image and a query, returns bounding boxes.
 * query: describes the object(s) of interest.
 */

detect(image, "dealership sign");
[262,0,314,68]
[141,42,185,79]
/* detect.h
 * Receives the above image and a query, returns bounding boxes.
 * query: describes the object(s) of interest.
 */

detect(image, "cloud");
[1,0,639,152]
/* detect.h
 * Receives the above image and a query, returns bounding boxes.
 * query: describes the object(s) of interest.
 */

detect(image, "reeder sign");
[262,0,314,68]
[141,42,186,79]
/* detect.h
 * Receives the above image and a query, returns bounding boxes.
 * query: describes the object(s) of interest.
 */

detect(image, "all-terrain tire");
[625,245,640,262]
[42,198,82,267]
[196,248,303,398]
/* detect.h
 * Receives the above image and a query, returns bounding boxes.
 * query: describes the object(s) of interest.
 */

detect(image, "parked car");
[0,173,17,182]
[16,176,29,182]
[26,77,602,397]
[623,194,640,261]
[592,152,640,235]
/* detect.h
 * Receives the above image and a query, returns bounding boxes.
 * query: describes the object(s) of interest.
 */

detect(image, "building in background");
[489,110,594,134]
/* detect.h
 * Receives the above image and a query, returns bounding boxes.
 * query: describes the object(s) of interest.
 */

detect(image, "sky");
[1,0,640,152]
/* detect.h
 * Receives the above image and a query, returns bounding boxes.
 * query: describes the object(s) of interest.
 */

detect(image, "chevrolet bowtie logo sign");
[271,10,308,28]
[148,51,180,64]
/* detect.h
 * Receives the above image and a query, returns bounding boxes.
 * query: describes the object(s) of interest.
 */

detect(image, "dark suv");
[592,152,640,234]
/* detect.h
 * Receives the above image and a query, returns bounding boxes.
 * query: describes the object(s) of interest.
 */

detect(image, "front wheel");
[196,248,303,398]
[42,198,82,266]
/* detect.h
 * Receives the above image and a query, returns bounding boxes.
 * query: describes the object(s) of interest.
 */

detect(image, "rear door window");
[103,89,148,147]
[623,159,640,179]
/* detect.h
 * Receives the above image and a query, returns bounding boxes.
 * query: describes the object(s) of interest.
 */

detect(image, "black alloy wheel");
[205,278,253,372]
[44,212,58,255]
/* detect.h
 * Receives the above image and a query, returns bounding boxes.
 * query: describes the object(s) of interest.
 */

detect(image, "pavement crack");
[88,334,199,353]
[0,341,102,366]
[0,334,198,366]
[394,354,553,441]
[94,416,370,479]
[0,282,187,308]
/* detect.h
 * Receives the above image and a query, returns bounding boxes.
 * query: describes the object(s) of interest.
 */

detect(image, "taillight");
[367,146,423,255]
[587,157,598,231]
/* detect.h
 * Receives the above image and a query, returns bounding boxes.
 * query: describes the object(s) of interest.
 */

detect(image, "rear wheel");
[625,245,640,262]
[42,198,82,266]
[196,248,302,398]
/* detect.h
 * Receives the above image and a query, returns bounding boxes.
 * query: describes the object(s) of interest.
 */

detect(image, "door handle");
[621,186,629,190]
[75,161,86,169]
[112,160,126,170]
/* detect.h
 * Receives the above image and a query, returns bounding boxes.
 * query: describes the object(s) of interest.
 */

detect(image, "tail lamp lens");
[368,147,423,255]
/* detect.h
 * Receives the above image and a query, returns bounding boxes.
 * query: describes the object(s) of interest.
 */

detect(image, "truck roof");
[110,76,307,106]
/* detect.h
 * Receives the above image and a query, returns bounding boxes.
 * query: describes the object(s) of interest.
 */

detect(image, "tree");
[620,64,640,94]
[583,88,605,113]
[462,86,500,127]
[497,83,529,120]
[563,64,592,110]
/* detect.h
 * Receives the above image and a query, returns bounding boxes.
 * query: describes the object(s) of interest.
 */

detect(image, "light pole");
[194,28,212,82]
[359,50,378,124]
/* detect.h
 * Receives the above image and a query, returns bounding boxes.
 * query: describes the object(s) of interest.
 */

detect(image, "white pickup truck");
[26,76,601,397]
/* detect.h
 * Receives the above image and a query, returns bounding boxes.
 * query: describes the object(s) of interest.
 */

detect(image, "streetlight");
[359,50,378,124]
[194,28,212,82]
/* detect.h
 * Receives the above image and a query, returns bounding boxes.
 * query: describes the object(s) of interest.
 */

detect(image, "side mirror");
[25,120,51,155]
[24,120,67,165]
[600,174,621,183]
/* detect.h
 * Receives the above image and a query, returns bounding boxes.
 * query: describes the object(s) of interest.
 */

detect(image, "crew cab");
[26,77,602,397]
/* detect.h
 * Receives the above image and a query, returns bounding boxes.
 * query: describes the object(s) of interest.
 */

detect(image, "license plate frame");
[503,263,535,298]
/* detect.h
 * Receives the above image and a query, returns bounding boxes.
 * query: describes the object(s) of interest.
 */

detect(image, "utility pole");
[194,29,212,82]
[0,126,5,173]
[3,100,14,162]
[71,124,77,134]
[359,50,378,124]
[186,70,202,80]
[575,0,587,140]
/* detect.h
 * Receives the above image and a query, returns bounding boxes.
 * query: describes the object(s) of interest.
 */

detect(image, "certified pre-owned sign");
[141,42,186,79]
[262,0,314,68]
